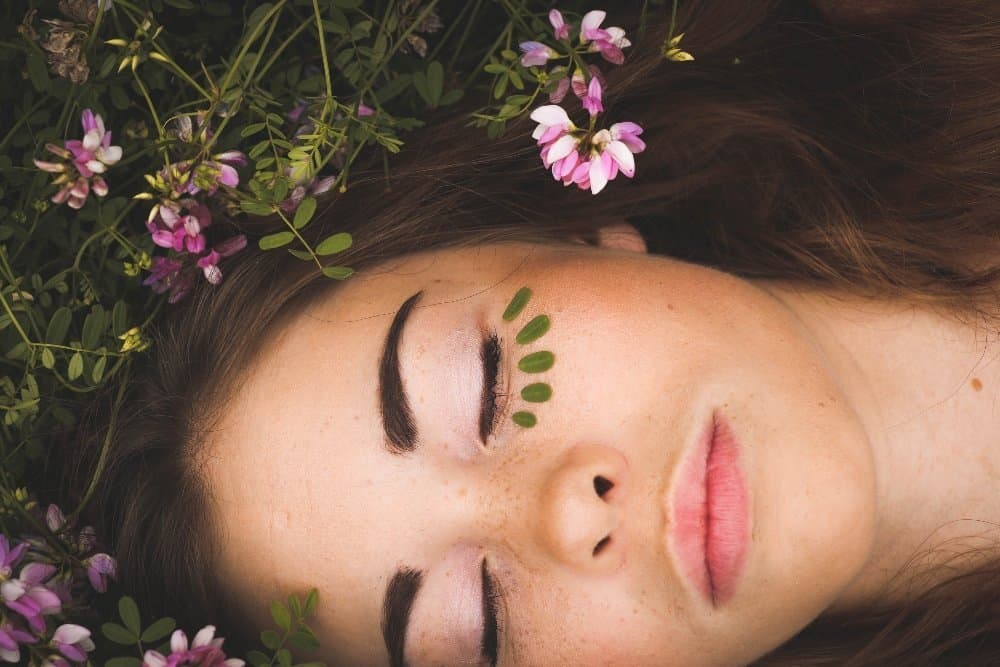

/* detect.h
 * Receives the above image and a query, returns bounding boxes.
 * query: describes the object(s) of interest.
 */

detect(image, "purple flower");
[519,41,558,67]
[0,618,35,664]
[287,98,308,124]
[50,624,95,664]
[85,553,116,593]
[549,9,570,41]
[357,102,375,117]
[196,235,247,285]
[279,173,337,213]
[1,562,62,634]
[0,536,28,579]
[142,626,244,667]
[143,256,193,304]
[147,199,212,255]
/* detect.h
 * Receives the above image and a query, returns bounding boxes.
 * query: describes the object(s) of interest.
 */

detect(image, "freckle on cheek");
[971,377,983,391]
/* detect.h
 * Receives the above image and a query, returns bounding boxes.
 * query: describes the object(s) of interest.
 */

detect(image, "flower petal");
[529,105,570,127]
[606,140,636,177]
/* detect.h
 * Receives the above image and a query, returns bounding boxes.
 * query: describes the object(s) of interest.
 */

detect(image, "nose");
[535,443,629,573]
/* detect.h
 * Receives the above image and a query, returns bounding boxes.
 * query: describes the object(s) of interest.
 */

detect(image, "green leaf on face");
[520,382,552,402]
[512,411,537,427]
[518,350,554,373]
[502,287,531,321]
[515,314,550,344]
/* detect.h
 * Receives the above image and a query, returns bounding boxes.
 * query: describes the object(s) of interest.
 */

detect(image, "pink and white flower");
[50,624,95,664]
[0,618,35,664]
[549,9,570,41]
[518,41,558,67]
[579,10,631,64]
[142,625,244,667]
[33,109,122,209]
[581,76,603,117]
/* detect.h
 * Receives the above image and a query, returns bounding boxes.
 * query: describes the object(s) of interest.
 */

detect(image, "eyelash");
[481,558,505,667]
[480,329,507,444]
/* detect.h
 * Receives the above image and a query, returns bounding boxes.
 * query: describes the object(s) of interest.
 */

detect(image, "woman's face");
[205,230,877,666]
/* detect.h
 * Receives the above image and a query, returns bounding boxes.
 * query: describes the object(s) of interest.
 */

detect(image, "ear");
[590,221,648,254]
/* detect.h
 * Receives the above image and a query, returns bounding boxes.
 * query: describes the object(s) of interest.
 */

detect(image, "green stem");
[312,0,334,122]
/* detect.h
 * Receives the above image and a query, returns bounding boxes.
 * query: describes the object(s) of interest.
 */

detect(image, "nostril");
[594,475,613,498]
[593,535,611,556]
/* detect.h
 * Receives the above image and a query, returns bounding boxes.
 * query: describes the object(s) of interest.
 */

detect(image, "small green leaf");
[260,629,281,650]
[515,314,550,344]
[101,621,137,645]
[241,123,266,137]
[246,651,271,667]
[81,306,105,349]
[92,355,108,383]
[287,249,313,261]
[288,594,302,617]
[315,232,352,256]
[105,658,143,667]
[304,588,319,616]
[111,300,128,336]
[140,617,177,643]
[67,352,83,381]
[26,52,50,92]
[258,231,295,250]
[512,411,537,427]
[521,382,552,402]
[426,61,444,105]
[271,601,292,631]
[322,266,355,279]
[240,200,275,216]
[502,287,531,321]
[293,196,317,229]
[277,648,293,667]
[41,348,55,369]
[118,596,142,636]
[288,629,321,649]
[518,350,554,373]
[46,307,72,345]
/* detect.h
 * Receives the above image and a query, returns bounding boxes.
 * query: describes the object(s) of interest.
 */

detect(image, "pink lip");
[669,411,750,606]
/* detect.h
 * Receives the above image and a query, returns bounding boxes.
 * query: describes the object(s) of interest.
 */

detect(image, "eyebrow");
[382,568,424,667]
[379,290,424,455]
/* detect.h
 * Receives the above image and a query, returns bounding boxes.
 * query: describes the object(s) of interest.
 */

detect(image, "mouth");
[668,410,750,607]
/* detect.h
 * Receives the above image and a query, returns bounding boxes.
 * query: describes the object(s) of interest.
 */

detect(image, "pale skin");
[203,223,1000,666]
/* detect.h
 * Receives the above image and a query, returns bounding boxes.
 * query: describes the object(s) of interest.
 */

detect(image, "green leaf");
[373,73,413,105]
[484,63,507,74]
[92,355,108,383]
[271,601,292,631]
[277,648,292,667]
[288,593,302,617]
[111,300,128,336]
[81,306,105,349]
[273,178,290,203]
[412,71,431,106]
[426,61,444,106]
[440,89,464,106]
[515,314,550,344]
[293,196,317,229]
[315,232,352,256]
[508,68,524,90]
[287,249,313,261]
[119,596,142,636]
[240,200,275,216]
[241,123,267,137]
[304,588,319,616]
[67,352,83,381]
[288,629,321,649]
[260,629,281,650]
[46,307,72,345]
[140,616,177,643]
[5,341,26,361]
[246,651,271,667]
[502,287,531,321]
[520,382,552,403]
[258,231,296,250]
[322,266,354,280]
[101,621,137,645]
[40,347,55,369]
[518,350,554,373]
[511,411,537,427]
[493,72,509,100]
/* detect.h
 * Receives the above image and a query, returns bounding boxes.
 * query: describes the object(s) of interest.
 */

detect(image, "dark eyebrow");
[379,290,424,455]
[382,567,424,667]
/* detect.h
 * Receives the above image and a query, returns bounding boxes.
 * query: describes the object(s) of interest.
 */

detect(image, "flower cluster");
[0,502,117,665]
[138,115,249,302]
[33,109,123,209]
[519,9,659,195]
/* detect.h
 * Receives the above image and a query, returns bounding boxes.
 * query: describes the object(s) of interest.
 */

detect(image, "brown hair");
[66,0,1000,662]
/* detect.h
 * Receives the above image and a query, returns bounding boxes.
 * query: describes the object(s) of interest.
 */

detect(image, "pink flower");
[196,235,247,285]
[518,41,558,67]
[581,76,603,116]
[583,122,645,195]
[549,9,570,40]
[147,199,212,255]
[142,626,244,667]
[0,618,35,664]
[50,624,95,664]
[548,77,570,103]
[0,536,28,578]
[143,257,193,304]
[279,173,337,212]
[357,102,375,117]
[579,10,631,65]
[1,563,62,634]
[85,553,116,593]
[33,109,122,208]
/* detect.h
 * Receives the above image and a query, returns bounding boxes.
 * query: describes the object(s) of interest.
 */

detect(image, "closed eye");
[479,330,503,445]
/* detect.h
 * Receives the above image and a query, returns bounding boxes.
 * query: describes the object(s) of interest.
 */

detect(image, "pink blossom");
[1,562,62,634]
[50,624,95,664]
[357,102,375,117]
[279,174,337,212]
[143,257,193,304]
[549,9,570,40]
[581,76,603,116]
[548,77,570,103]
[0,536,28,578]
[518,41,558,67]
[147,199,212,255]
[196,235,247,285]
[85,553,116,593]
[33,108,122,208]
[0,618,35,664]
[142,626,244,667]
[579,10,631,65]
